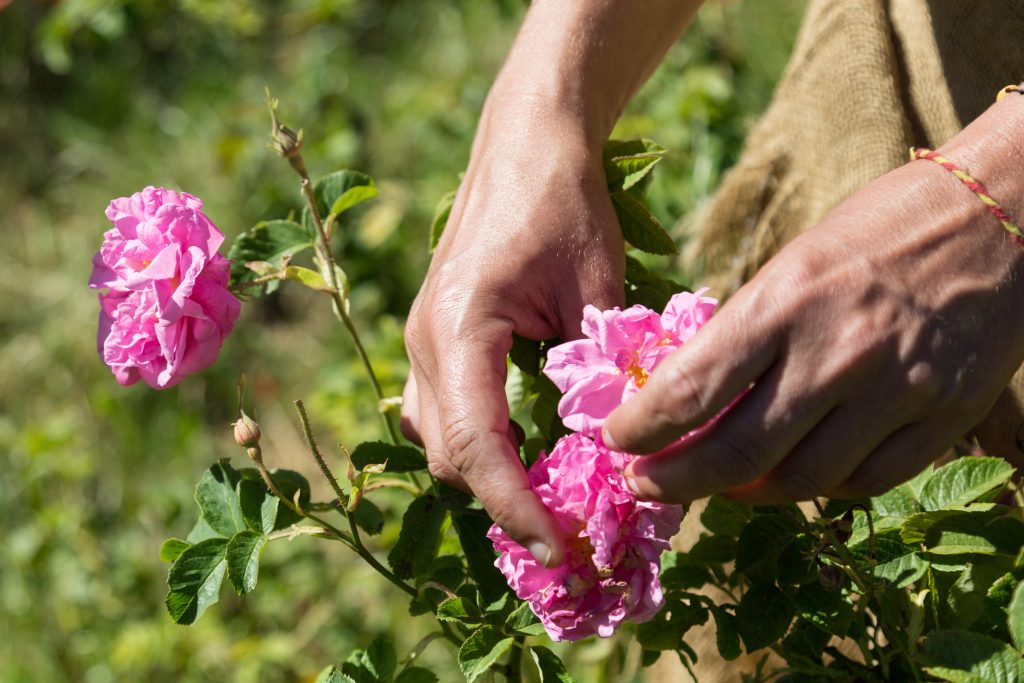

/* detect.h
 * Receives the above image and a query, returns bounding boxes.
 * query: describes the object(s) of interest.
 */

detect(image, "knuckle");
[769,466,827,502]
[655,361,708,424]
[709,429,767,484]
[441,416,484,474]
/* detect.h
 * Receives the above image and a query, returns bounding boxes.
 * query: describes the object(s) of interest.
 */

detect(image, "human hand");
[603,156,1024,504]
[402,102,625,566]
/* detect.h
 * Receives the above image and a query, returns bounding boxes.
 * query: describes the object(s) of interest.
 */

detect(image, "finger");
[622,362,832,504]
[829,422,950,499]
[436,320,566,567]
[602,301,781,454]
[727,403,910,505]
[400,373,423,446]
[415,373,468,489]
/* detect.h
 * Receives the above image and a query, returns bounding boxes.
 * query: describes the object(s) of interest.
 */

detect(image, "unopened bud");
[271,122,303,159]
[233,410,262,448]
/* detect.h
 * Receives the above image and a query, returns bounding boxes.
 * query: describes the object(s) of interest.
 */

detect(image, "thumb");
[602,302,780,454]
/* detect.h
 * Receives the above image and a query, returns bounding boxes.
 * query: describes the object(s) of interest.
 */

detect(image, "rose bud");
[233,410,262,448]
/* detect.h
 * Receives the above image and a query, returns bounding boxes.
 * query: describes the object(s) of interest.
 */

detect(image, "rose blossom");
[487,433,683,641]
[543,289,717,436]
[89,186,240,388]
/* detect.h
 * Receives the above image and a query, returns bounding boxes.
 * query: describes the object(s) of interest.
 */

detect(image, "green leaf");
[363,636,397,682]
[872,549,929,588]
[165,537,228,625]
[871,483,921,517]
[623,255,682,311]
[736,584,795,652]
[530,646,575,682]
[610,190,677,255]
[388,495,446,580]
[394,668,438,683]
[530,374,569,442]
[310,170,376,223]
[451,510,508,604]
[735,514,800,581]
[331,183,378,216]
[509,334,542,377]
[350,441,427,473]
[711,607,741,661]
[268,469,311,530]
[687,533,738,566]
[160,538,190,563]
[238,479,278,535]
[436,596,482,624]
[195,462,244,538]
[920,457,1015,511]
[700,496,753,537]
[603,139,667,192]
[458,627,514,682]
[352,498,384,536]
[428,189,456,252]
[315,665,356,683]
[636,595,708,651]
[1009,582,1024,653]
[923,630,1024,682]
[228,220,313,291]
[506,600,547,636]
[186,517,221,544]
[924,667,990,683]
[790,580,854,635]
[282,265,335,293]
[225,530,266,595]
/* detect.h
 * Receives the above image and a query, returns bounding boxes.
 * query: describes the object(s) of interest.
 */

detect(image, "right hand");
[402,99,625,567]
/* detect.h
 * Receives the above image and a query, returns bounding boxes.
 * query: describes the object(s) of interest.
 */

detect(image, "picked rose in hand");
[89,186,241,388]
[487,433,683,641]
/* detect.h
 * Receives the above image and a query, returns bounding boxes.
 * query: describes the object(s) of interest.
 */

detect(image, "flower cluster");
[89,187,240,389]
[489,291,717,641]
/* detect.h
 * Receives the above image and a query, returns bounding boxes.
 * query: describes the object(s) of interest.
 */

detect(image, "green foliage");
[227,219,313,293]
[164,461,311,624]
[677,456,1024,681]
[458,627,514,682]
[351,441,428,473]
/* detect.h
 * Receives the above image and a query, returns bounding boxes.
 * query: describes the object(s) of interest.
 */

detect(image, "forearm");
[481,0,705,150]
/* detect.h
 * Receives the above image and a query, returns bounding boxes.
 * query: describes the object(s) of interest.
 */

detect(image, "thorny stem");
[296,168,402,446]
[294,399,347,502]
[246,444,356,548]
[292,399,418,599]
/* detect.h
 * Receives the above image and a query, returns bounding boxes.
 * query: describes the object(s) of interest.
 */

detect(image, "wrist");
[937,87,1024,226]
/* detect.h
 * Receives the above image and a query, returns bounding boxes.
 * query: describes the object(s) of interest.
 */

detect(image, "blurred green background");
[0,1,805,680]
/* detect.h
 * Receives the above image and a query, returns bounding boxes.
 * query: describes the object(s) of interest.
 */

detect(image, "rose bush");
[89,186,240,389]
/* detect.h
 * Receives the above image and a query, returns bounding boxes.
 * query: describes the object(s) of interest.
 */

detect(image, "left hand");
[602,157,1024,504]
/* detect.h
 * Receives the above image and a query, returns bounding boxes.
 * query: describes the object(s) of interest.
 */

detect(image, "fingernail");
[624,473,642,498]
[527,541,553,567]
[601,426,620,452]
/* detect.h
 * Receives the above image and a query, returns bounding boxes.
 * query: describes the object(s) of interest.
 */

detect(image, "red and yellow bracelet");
[908,148,1024,245]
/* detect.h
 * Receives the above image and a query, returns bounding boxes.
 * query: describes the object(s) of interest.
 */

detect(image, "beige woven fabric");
[656,2,1024,680]
[683,0,1024,472]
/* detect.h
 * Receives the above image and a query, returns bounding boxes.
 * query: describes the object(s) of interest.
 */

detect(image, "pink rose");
[89,187,240,388]
[488,433,683,641]
[543,290,717,436]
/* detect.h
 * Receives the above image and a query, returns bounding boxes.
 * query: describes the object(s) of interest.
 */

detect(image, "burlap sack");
[654,2,1024,679]
[687,0,1024,470]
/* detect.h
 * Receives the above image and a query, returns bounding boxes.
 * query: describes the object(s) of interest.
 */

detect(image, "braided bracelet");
[909,147,1024,246]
